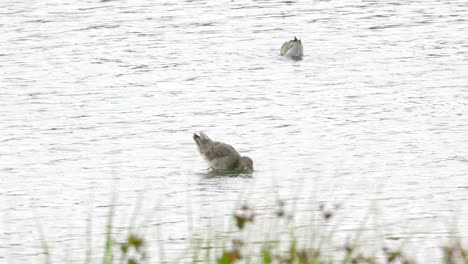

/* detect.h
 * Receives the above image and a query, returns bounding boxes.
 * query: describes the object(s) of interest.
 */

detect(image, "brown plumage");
[193,132,254,173]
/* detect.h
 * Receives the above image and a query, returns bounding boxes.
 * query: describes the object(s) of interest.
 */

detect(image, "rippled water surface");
[1,0,468,262]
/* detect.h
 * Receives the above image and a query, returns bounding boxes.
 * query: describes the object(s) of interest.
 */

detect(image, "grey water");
[1,0,468,262]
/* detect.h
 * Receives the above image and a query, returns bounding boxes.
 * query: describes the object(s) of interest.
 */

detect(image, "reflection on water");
[201,171,254,179]
[1,0,468,262]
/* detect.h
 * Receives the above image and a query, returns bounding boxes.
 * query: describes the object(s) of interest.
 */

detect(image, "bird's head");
[237,156,254,174]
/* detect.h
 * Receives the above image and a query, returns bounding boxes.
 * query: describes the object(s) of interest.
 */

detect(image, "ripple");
[1,0,468,262]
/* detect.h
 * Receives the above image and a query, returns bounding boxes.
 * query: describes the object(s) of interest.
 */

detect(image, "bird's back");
[194,133,241,170]
[280,40,295,56]
[200,141,240,161]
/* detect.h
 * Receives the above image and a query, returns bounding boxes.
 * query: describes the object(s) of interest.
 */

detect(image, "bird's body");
[280,37,303,59]
[193,132,254,173]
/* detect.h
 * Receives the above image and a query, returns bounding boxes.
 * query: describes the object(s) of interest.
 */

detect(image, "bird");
[193,132,254,174]
[280,36,303,59]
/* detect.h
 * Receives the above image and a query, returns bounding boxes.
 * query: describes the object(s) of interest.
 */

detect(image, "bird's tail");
[193,132,211,147]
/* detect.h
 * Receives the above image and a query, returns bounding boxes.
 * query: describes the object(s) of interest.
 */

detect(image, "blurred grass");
[29,199,468,264]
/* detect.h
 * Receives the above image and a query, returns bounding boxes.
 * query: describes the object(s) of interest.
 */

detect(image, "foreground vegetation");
[37,200,467,264]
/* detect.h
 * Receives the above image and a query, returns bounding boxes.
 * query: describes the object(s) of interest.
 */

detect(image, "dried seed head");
[323,211,333,220]
[319,203,325,211]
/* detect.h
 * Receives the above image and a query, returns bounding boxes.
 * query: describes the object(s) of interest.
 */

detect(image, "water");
[1,0,468,262]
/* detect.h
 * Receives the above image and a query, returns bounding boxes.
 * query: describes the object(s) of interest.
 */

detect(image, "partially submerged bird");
[280,36,303,60]
[193,132,254,174]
